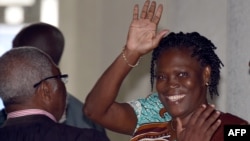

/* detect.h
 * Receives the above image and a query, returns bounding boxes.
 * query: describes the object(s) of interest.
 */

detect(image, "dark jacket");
[0,115,109,141]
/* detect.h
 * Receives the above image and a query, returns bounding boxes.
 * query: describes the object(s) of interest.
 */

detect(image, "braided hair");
[150,32,224,98]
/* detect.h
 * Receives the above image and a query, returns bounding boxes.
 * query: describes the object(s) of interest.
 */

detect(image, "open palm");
[126,1,168,56]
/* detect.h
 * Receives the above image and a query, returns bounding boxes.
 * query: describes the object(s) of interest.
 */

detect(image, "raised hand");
[176,104,221,141]
[126,0,168,56]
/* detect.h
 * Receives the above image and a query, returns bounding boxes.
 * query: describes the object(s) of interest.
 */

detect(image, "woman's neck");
[173,102,209,128]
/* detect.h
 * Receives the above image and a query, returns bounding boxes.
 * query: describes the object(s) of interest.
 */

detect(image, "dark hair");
[150,32,224,98]
[12,22,65,65]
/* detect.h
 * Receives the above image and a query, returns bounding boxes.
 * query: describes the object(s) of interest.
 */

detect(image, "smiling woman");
[83,1,248,140]
[129,32,229,141]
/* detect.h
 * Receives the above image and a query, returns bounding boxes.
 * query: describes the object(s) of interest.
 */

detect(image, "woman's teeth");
[167,95,185,102]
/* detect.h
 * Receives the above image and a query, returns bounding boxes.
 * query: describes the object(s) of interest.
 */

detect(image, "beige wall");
[59,0,249,141]
[0,0,248,140]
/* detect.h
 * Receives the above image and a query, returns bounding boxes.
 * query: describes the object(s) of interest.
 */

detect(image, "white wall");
[59,0,249,140]
[227,0,250,123]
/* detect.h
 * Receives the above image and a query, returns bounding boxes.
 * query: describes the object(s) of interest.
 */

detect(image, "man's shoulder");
[55,123,109,141]
[0,115,109,141]
[211,112,248,141]
[67,93,83,106]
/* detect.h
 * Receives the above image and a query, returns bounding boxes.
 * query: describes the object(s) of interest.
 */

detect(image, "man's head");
[12,22,65,65]
[0,47,67,121]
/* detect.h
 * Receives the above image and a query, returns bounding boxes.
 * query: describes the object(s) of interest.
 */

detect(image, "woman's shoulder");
[211,112,248,141]
[220,112,248,125]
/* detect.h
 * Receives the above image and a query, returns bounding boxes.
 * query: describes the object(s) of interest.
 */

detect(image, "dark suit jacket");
[0,109,6,127]
[0,115,109,141]
[0,94,106,134]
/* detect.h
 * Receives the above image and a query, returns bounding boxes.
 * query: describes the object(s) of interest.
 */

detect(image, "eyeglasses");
[33,74,68,88]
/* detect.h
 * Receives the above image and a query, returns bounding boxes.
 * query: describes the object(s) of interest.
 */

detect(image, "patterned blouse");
[128,93,176,141]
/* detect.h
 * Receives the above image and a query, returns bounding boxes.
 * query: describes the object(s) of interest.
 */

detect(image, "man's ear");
[36,81,52,105]
[203,66,211,86]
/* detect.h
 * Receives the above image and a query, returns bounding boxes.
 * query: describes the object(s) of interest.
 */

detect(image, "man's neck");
[7,109,57,122]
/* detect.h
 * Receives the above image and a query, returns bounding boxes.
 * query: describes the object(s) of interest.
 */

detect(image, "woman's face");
[155,47,210,119]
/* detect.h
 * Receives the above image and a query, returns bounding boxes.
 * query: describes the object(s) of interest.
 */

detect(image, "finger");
[152,4,163,24]
[176,118,183,136]
[202,110,220,131]
[146,1,156,20]
[153,29,169,46]
[198,104,216,120]
[188,104,207,125]
[133,4,139,20]
[206,119,221,138]
[195,104,216,127]
[140,0,150,19]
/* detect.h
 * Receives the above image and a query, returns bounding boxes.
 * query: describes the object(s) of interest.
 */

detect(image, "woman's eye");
[178,72,188,77]
[155,75,167,80]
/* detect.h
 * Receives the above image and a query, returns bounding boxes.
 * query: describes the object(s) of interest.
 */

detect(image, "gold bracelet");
[122,48,141,68]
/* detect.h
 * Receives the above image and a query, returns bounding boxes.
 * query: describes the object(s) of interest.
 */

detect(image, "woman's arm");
[83,0,168,135]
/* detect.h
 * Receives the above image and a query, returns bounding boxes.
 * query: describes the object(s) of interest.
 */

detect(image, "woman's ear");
[203,66,211,86]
